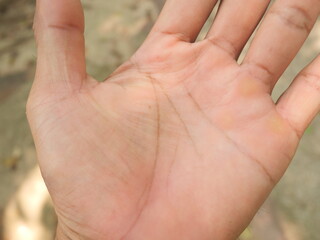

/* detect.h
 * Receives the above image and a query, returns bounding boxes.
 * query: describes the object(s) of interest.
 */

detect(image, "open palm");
[27,0,320,239]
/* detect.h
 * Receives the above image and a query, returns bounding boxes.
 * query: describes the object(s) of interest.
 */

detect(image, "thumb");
[33,0,87,95]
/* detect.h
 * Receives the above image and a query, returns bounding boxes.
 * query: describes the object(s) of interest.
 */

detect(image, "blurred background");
[0,0,319,239]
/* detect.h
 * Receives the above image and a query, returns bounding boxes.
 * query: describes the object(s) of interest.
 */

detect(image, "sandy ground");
[0,0,319,239]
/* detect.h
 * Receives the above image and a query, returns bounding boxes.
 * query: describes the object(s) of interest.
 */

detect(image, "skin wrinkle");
[218,95,272,133]
[269,5,314,33]
[116,143,136,178]
[108,61,136,80]
[28,72,89,116]
[276,97,305,139]
[28,100,69,132]
[83,86,120,125]
[56,213,84,240]
[31,104,80,151]
[166,136,180,196]
[47,23,84,34]
[26,91,54,114]
[64,116,152,239]
[84,133,132,186]
[55,196,94,233]
[45,32,75,92]
[156,80,204,160]
[137,59,276,187]
[243,61,275,84]
[65,36,87,92]
[119,68,212,238]
[41,14,86,93]
[183,86,276,185]
[275,108,305,139]
[64,47,73,93]
[206,36,238,58]
[299,71,320,92]
[53,123,132,201]
[58,231,73,240]
[155,30,193,43]
[120,73,161,240]
[185,87,208,118]
[58,97,135,182]
[120,179,153,240]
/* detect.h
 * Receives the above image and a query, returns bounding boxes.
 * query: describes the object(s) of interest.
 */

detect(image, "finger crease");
[269,5,314,33]
[206,37,237,58]
[156,30,192,42]
[299,71,320,92]
[47,23,83,34]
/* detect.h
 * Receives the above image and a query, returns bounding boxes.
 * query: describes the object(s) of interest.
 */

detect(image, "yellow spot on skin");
[268,114,286,134]
[238,78,261,97]
[217,112,235,129]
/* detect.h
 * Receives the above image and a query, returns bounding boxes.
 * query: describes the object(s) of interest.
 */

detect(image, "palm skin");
[28,0,320,239]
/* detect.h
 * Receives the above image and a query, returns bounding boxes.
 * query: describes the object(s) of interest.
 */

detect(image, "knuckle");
[206,37,238,58]
[299,71,320,92]
[242,60,275,85]
[270,5,314,33]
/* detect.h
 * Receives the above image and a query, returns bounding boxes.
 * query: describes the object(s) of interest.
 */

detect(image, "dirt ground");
[0,0,319,239]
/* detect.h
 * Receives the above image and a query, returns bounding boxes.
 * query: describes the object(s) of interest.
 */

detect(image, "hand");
[27,0,320,239]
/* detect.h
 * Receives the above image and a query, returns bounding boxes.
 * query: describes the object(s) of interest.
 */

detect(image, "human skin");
[27,0,320,239]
